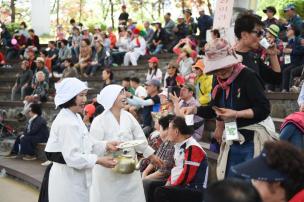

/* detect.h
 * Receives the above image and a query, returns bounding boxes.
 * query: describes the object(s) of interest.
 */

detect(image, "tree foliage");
[257,0,304,19]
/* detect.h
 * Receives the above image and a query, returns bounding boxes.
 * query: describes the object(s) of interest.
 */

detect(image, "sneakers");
[41,160,52,166]
[22,155,37,161]
[4,153,18,159]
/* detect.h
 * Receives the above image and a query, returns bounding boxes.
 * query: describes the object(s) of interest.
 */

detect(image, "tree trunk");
[56,0,60,26]
[110,0,114,28]
[158,0,161,18]
[207,0,213,16]
[79,0,83,22]
[181,0,185,12]
[10,0,15,23]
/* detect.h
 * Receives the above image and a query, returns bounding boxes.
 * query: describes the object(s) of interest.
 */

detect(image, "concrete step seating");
[0,51,299,190]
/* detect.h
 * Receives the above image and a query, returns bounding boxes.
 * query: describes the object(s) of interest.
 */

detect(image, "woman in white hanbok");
[90,84,163,202]
[42,78,118,202]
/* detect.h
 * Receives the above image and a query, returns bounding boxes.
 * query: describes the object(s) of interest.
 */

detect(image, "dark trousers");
[282,64,304,91]
[112,51,126,65]
[11,135,45,156]
[143,179,166,202]
[154,186,203,202]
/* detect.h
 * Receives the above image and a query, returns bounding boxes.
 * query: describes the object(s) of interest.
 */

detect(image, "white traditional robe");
[45,108,107,202]
[89,109,154,202]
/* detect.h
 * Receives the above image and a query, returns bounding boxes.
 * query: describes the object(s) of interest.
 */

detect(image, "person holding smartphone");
[181,38,277,179]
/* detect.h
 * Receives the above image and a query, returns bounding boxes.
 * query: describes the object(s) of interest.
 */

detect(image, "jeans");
[280,123,304,149]
[85,64,101,75]
[150,44,164,55]
[11,85,27,101]
[226,141,254,178]
[282,64,304,91]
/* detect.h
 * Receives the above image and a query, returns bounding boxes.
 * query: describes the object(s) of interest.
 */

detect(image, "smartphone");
[212,106,223,112]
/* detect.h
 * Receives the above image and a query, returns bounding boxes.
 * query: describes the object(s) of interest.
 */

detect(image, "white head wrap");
[54,78,89,108]
[97,84,124,110]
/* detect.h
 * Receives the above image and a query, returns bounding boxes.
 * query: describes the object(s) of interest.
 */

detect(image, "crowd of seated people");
[0,3,304,202]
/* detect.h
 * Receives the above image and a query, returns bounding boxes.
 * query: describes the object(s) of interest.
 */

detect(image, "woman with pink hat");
[182,38,277,179]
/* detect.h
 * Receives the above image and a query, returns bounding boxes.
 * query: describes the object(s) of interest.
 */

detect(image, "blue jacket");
[288,36,304,66]
[24,116,49,142]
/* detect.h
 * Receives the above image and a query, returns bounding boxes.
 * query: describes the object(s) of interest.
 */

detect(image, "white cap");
[54,78,89,108]
[97,84,124,110]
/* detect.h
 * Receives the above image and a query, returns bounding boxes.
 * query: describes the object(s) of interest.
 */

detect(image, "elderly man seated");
[5,104,49,160]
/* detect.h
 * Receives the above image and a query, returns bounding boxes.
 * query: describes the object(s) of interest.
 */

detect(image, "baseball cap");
[231,149,288,182]
[148,57,159,64]
[145,79,161,88]
[284,4,295,12]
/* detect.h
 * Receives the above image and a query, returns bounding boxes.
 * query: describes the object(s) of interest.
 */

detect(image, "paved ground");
[0,176,39,202]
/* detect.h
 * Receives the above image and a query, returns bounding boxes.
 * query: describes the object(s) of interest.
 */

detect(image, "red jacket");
[281,112,304,133]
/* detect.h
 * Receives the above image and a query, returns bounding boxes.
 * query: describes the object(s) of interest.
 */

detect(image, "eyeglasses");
[251,30,265,37]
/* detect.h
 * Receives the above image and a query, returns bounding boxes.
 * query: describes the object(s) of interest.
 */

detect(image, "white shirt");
[89,109,154,202]
[146,68,163,82]
[135,85,147,98]
[179,57,194,76]
[45,108,106,202]
[298,85,304,106]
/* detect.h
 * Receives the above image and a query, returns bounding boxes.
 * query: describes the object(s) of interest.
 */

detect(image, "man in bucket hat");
[262,6,278,28]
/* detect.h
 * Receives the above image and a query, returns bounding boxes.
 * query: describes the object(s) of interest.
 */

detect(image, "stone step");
[0,53,175,75]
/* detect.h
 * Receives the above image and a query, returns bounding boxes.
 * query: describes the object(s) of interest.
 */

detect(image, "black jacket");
[197,68,270,128]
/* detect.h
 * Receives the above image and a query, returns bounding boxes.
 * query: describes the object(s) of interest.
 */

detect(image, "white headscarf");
[54,78,89,108]
[97,84,124,110]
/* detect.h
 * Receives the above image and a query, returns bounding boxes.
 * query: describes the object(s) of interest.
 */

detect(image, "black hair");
[40,49,48,57]
[64,58,73,66]
[170,116,194,135]
[103,68,114,81]
[82,38,91,46]
[58,96,77,109]
[70,18,76,24]
[205,178,262,202]
[20,22,27,28]
[49,41,56,46]
[148,62,159,77]
[28,29,34,33]
[288,25,301,37]
[130,77,140,83]
[61,39,68,46]
[159,114,175,130]
[29,103,42,116]
[234,14,264,39]
[122,77,130,82]
[211,29,220,38]
[166,12,171,16]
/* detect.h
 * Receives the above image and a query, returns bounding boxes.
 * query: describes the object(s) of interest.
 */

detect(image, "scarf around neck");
[212,63,245,100]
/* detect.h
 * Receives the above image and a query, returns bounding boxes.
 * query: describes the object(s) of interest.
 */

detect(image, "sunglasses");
[251,30,265,37]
